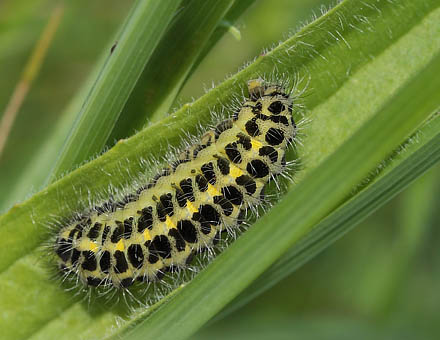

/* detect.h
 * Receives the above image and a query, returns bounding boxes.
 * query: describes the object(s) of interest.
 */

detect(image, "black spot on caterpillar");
[54,79,297,289]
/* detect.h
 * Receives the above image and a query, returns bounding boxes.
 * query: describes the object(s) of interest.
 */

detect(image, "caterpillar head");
[233,79,297,150]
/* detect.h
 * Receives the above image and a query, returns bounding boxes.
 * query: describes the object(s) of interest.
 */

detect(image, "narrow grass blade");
[186,0,257,82]
[49,0,183,181]
[109,0,239,141]
[0,4,64,158]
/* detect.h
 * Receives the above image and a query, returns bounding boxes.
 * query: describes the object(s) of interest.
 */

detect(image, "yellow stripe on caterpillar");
[251,139,263,150]
[186,201,198,213]
[143,229,151,241]
[165,215,176,229]
[229,163,243,178]
[115,239,124,251]
[207,183,221,196]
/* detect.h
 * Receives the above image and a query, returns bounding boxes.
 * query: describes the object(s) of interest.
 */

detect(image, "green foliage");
[0,0,438,339]
[48,0,183,180]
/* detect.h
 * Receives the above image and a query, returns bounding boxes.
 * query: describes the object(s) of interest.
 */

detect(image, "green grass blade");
[48,0,183,181]
[359,162,440,317]
[0,3,130,212]
[1,63,101,211]
[116,51,440,340]
[109,0,236,141]
[188,0,257,78]
[0,1,64,211]
[0,1,439,339]
[220,113,440,318]
[194,315,427,340]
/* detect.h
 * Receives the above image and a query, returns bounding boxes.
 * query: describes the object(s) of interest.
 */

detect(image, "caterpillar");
[54,79,297,289]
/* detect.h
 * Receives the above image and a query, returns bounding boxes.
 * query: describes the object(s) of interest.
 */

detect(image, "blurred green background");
[0,0,439,339]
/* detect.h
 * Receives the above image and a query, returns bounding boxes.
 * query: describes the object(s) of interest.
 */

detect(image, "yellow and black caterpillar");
[55,79,296,288]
